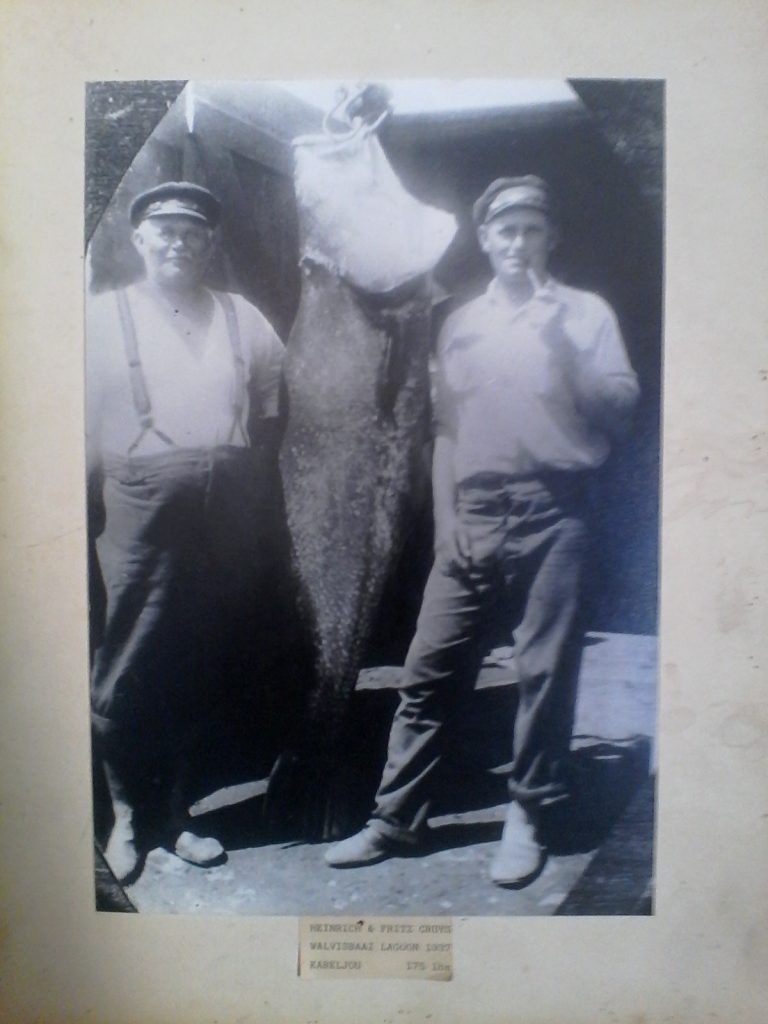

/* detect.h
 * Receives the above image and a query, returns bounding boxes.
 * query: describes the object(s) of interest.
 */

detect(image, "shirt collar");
[486,274,562,307]
[484,275,563,327]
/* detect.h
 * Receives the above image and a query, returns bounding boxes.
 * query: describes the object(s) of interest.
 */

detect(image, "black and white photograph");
[85,78,663,917]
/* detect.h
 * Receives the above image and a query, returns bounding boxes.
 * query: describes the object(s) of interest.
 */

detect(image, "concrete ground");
[123,632,656,916]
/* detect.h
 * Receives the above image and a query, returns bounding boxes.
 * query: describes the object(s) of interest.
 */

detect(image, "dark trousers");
[371,473,588,841]
[91,445,280,841]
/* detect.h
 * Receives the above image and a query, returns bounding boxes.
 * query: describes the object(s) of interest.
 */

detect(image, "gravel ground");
[124,632,656,916]
[127,805,593,916]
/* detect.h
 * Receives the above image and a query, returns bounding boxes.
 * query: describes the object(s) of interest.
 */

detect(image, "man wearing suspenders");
[86,182,285,883]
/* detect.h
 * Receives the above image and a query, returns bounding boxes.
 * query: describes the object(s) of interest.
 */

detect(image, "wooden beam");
[151,84,323,176]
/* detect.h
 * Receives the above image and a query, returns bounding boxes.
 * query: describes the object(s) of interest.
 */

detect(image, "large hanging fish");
[276,89,457,838]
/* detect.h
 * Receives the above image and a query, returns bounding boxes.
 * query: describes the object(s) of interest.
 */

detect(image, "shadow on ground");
[538,735,651,855]
[146,735,650,857]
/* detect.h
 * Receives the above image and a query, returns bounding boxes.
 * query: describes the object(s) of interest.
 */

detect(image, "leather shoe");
[174,830,226,867]
[104,814,143,885]
[490,802,545,888]
[325,825,402,868]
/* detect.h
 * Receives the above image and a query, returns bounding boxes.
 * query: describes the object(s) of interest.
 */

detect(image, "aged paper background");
[0,1,766,1021]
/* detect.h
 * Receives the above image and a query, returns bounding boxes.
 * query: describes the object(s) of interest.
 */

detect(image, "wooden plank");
[150,84,321,176]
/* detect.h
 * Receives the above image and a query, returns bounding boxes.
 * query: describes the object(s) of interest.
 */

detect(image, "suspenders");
[116,288,247,455]
[216,291,247,444]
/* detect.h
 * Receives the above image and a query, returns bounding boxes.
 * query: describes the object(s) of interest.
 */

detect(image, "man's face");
[478,207,555,286]
[132,215,213,289]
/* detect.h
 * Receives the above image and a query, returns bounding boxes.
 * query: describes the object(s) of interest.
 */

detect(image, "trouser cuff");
[507,779,571,807]
[367,817,421,846]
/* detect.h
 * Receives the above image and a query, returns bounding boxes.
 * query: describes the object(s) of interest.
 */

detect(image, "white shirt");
[434,277,640,483]
[86,283,284,459]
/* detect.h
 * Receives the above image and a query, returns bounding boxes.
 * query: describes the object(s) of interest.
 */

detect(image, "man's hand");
[435,513,473,572]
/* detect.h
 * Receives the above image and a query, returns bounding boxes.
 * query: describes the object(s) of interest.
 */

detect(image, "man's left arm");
[565,297,640,439]
[240,300,286,458]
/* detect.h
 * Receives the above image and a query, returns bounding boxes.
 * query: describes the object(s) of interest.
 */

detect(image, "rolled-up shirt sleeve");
[238,298,285,420]
[84,291,111,476]
[431,318,460,440]
[254,330,285,419]
[568,295,640,432]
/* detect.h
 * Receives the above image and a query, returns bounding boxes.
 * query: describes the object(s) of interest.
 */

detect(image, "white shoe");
[490,802,545,888]
[325,825,401,868]
[104,813,141,884]
[174,830,225,867]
